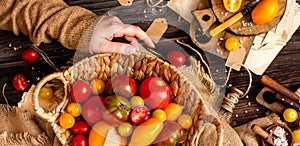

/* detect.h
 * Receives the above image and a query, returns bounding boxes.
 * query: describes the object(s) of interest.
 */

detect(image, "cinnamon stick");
[261,75,300,103]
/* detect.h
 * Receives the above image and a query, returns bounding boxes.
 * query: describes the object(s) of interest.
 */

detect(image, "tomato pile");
[46,74,192,146]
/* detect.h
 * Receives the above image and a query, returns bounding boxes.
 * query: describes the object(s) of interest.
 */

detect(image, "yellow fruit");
[293,129,300,143]
[251,0,279,25]
[225,37,240,51]
[223,0,242,12]
[66,102,82,117]
[283,108,298,122]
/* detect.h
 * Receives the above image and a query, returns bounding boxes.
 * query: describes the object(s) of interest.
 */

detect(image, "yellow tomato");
[66,102,82,117]
[251,0,279,24]
[152,109,167,122]
[90,78,105,95]
[129,118,163,145]
[38,86,53,100]
[283,108,298,122]
[223,0,242,12]
[293,129,300,143]
[225,37,240,51]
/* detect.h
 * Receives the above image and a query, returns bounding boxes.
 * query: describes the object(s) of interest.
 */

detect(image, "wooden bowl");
[261,123,294,146]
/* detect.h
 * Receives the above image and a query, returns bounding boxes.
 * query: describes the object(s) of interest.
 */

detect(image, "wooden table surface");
[0,0,299,127]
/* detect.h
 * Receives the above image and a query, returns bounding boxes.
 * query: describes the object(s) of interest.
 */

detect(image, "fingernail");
[145,39,155,48]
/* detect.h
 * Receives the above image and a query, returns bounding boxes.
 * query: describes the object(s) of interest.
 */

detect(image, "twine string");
[32,45,60,71]
[1,84,9,105]
[221,63,252,98]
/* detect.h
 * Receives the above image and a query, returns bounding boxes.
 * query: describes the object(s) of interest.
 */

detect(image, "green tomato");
[118,122,133,137]
[130,96,144,108]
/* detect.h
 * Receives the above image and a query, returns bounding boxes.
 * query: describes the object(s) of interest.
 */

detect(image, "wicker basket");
[32,52,223,146]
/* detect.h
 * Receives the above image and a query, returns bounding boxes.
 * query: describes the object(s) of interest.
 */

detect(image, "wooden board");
[211,0,287,35]
[190,9,254,59]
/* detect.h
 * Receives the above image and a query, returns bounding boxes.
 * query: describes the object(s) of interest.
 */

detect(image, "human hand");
[90,16,155,54]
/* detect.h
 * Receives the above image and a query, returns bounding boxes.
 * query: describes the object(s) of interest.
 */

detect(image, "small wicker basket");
[32,52,223,146]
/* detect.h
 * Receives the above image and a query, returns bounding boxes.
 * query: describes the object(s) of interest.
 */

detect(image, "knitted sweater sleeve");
[0,0,99,50]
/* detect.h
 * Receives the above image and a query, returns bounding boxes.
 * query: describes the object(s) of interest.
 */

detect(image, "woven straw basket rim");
[32,52,223,146]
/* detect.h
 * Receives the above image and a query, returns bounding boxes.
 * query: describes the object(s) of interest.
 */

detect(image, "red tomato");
[71,135,88,146]
[71,80,91,103]
[139,77,172,109]
[70,120,91,135]
[167,50,186,66]
[12,74,28,91]
[105,75,137,97]
[22,48,38,62]
[82,96,104,124]
[129,105,151,125]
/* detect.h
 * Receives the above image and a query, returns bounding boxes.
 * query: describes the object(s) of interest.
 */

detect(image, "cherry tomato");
[129,118,163,145]
[225,37,240,51]
[106,75,137,98]
[153,120,185,146]
[71,135,88,146]
[130,96,144,108]
[152,109,167,122]
[90,78,105,95]
[66,102,82,117]
[293,129,300,143]
[103,95,131,124]
[38,86,53,100]
[82,96,104,124]
[22,48,38,62]
[163,103,183,121]
[71,80,91,103]
[283,108,298,122]
[118,122,133,137]
[70,120,91,135]
[139,77,172,109]
[59,113,75,129]
[178,114,192,129]
[167,50,186,67]
[12,74,28,91]
[129,105,151,125]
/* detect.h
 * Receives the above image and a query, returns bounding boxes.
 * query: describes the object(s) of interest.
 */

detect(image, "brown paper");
[146,18,168,43]
[225,46,246,71]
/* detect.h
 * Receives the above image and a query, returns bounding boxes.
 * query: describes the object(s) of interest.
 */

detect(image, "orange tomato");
[223,0,242,12]
[129,118,163,146]
[88,121,113,146]
[89,121,126,146]
[251,0,279,24]
[163,103,183,121]
[59,113,75,129]
[178,114,193,129]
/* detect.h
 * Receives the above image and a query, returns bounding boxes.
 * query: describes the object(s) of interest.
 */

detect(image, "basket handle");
[194,115,224,146]
[32,72,70,123]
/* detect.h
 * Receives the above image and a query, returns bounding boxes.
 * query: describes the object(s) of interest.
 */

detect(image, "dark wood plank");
[0,0,299,128]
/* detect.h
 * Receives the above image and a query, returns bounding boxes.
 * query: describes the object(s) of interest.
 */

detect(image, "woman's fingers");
[99,41,138,55]
[114,24,155,48]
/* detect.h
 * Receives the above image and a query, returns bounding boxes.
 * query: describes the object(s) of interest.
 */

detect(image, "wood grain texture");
[0,0,299,127]
[211,0,287,35]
